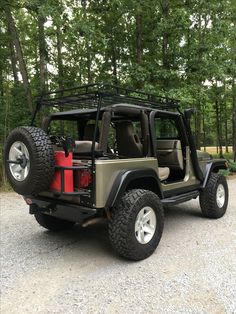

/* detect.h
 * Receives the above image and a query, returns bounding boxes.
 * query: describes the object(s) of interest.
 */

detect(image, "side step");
[161,190,199,205]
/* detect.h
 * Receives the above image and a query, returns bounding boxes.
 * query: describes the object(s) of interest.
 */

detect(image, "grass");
[201,146,233,154]
[0,181,12,192]
[218,159,236,177]
[211,152,234,160]
[200,148,236,177]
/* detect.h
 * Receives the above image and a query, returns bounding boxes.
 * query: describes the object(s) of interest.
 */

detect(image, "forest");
[0,0,236,186]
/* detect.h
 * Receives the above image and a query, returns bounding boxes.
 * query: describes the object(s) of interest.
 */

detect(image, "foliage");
[0,0,235,185]
[211,152,234,160]
[218,168,231,177]
[228,160,236,173]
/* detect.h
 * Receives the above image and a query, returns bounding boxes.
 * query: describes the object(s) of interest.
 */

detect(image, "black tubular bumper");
[29,197,97,223]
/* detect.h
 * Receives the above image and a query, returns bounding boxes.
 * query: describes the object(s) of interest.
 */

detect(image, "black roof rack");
[32,83,180,124]
[30,84,183,167]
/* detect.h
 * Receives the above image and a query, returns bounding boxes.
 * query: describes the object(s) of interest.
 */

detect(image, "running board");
[161,190,199,205]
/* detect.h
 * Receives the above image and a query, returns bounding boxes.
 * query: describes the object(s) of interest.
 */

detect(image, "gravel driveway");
[1,179,236,314]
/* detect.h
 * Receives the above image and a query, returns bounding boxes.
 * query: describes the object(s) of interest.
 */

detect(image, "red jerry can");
[50,151,74,193]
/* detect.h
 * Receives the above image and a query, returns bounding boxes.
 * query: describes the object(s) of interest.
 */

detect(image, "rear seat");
[74,123,99,153]
[74,141,99,152]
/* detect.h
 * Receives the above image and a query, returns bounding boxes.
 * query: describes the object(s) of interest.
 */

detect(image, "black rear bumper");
[29,197,97,223]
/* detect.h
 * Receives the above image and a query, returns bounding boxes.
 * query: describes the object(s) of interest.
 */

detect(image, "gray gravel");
[1,179,236,314]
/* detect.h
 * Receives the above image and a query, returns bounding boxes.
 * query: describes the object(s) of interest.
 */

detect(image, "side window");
[155,117,179,139]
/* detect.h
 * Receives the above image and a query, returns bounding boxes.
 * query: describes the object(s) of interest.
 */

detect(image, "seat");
[115,121,143,158]
[83,124,100,141]
[74,141,99,153]
[159,167,170,181]
[74,124,100,153]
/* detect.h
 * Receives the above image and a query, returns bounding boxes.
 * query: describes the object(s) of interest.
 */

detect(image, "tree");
[0,0,235,168]
[4,3,33,113]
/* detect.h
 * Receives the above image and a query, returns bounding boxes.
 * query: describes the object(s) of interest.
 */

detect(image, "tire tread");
[4,126,55,195]
[109,189,164,260]
[200,173,228,219]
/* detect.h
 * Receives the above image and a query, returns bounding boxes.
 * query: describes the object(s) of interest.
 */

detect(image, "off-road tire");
[34,212,75,231]
[199,173,228,219]
[4,126,55,195]
[108,189,164,261]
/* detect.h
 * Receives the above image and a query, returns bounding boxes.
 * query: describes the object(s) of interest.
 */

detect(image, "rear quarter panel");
[95,158,158,208]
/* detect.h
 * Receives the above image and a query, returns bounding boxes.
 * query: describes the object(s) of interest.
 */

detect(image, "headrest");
[84,124,99,141]
[116,121,134,136]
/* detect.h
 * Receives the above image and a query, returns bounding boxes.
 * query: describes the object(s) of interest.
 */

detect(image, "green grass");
[228,160,236,172]
[211,152,234,160]
[213,156,236,177]
[218,169,231,176]
[0,181,12,192]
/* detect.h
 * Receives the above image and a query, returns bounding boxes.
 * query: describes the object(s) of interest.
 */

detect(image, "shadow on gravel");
[164,203,203,219]
[26,201,204,261]
[29,221,117,260]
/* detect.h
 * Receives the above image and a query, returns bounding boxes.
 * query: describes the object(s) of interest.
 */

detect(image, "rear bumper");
[29,197,97,223]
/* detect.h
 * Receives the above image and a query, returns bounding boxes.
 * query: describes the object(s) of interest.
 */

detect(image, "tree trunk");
[136,14,142,65]
[56,24,64,91]
[135,13,143,89]
[216,98,223,158]
[232,78,236,162]
[38,14,48,94]
[6,23,19,83]
[0,69,3,98]
[161,0,169,68]
[161,0,170,90]
[0,28,4,97]
[111,39,118,85]
[4,5,33,113]
[224,103,228,153]
[219,100,223,157]
[86,41,92,84]
[202,106,206,151]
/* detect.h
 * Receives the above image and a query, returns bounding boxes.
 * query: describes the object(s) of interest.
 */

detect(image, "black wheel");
[34,212,75,231]
[108,189,164,261]
[199,173,228,219]
[4,126,55,195]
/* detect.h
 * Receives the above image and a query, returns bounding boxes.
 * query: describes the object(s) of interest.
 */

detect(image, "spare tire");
[4,126,55,195]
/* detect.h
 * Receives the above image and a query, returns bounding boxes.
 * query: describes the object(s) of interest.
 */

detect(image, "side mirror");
[184,108,195,121]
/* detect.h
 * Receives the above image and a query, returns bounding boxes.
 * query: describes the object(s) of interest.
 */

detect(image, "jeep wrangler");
[4,84,229,260]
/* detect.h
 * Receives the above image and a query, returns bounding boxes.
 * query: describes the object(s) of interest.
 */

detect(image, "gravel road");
[1,179,236,314]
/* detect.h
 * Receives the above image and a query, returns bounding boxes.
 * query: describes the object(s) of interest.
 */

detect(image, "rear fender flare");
[106,168,163,208]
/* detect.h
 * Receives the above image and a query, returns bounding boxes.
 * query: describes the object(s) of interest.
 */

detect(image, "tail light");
[24,197,33,205]
[78,170,92,188]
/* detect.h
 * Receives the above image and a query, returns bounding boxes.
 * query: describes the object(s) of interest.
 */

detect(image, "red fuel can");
[50,151,74,193]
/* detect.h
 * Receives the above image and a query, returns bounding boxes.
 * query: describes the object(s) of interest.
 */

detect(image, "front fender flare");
[202,159,228,188]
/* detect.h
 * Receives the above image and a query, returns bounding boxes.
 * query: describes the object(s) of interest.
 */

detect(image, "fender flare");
[202,159,228,188]
[106,168,163,208]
